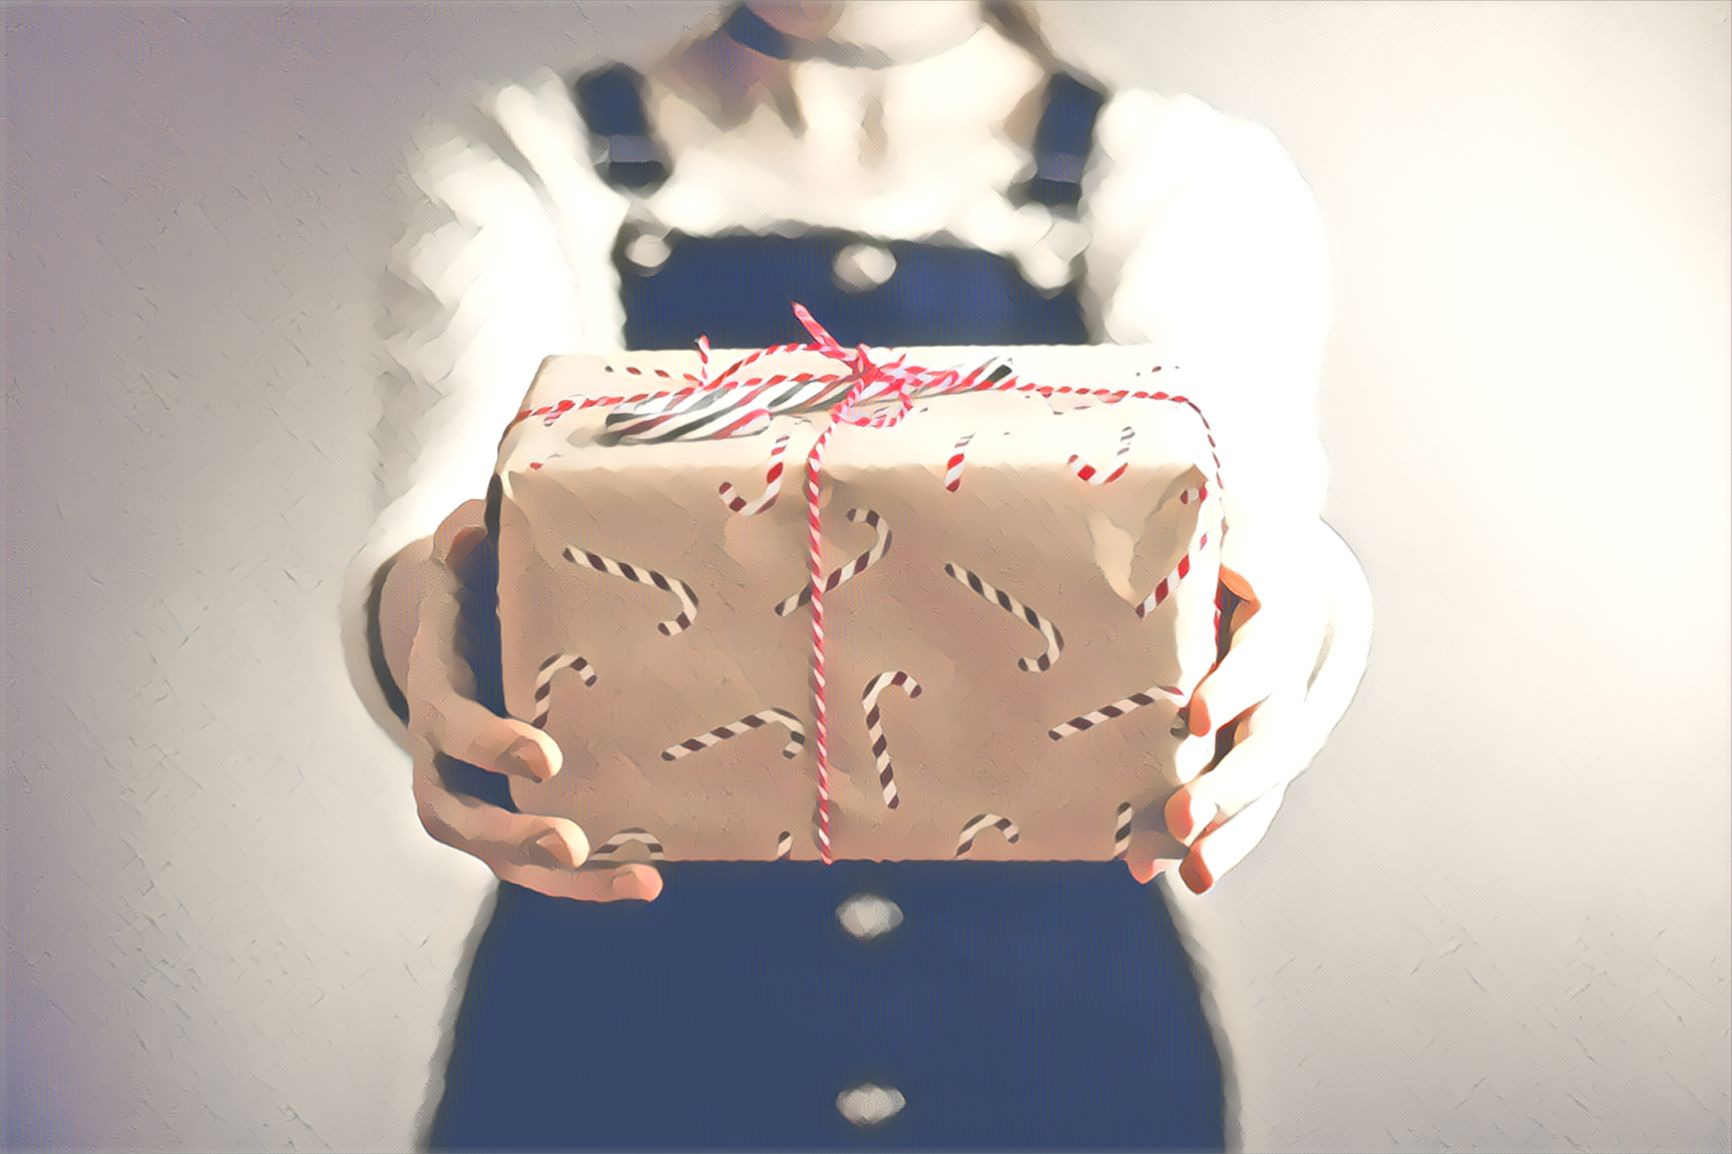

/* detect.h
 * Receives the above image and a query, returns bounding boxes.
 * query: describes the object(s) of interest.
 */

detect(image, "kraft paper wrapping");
[493,348,1223,864]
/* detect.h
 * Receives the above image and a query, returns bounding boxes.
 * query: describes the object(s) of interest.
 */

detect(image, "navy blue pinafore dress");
[427,62,1229,1152]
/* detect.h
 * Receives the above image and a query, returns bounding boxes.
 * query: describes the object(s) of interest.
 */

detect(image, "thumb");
[1218,562,1260,607]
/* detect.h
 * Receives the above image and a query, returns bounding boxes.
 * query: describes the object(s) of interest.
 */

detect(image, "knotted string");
[789,306,944,862]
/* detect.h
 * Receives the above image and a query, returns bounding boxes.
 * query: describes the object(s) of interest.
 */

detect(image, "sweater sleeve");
[1084,89,1334,565]
[338,75,624,748]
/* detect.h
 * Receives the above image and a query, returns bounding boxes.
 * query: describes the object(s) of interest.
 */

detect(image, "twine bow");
[603,306,976,444]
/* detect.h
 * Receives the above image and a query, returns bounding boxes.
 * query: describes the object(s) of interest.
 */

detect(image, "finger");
[1167,695,1307,843]
[420,686,561,783]
[1126,856,1181,885]
[404,553,475,694]
[1178,785,1286,895]
[498,859,665,904]
[499,816,663,902]
[1230,592,1258,634]
[414,752,663,903]
[413,749,591,865]
[1188,607,1319,737]
[405,583,562,782]
[1123,812,1188,885]
[1217,563,1261,609]
[431,499,489,569]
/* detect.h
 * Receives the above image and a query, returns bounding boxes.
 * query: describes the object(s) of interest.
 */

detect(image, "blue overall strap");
[573,63,670,193]
[719,1,796,59]
[1014,70,1108,212]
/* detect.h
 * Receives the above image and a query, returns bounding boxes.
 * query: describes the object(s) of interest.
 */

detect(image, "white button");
[835,892,903,941]
[832,243,897,292]
[624,230,671,272]
[836,1083,906,1126]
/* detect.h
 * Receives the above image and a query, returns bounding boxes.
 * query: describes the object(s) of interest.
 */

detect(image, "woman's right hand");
[392,499,663,903]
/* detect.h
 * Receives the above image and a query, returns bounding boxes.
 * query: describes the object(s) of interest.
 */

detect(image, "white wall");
[3,3,1727,1150]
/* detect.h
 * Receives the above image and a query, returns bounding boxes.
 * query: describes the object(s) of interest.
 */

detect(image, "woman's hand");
[1132,520,1373,894]
[388,500,663,903]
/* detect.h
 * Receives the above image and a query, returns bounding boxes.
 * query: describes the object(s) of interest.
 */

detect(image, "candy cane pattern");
[1178,481,1209,505]
[1113,803,1134,859]
[942,562,1064,672]
[661,707,807,762]
[505,307,1222,865]
[775,831,793,860]
[1134,500,1218,619]
[955,813,1020,857]
[562,546,699,636]
[943,434,974,492]
[1068,425,1135,485]
[861,671,922,809]
[531,654,595,728]
[590,828,666,862]
[1047,683,1186,741]
[773,507,891,617]
[718,432,791,515]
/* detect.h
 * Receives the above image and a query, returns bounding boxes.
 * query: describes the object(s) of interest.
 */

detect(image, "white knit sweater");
[341,22,1335,743]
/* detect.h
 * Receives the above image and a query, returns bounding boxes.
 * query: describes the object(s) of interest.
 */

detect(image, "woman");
[341,1,1373,1148]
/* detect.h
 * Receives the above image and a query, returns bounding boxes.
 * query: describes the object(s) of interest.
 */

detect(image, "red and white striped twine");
[514,304,1223,864]
[773,507,891,617]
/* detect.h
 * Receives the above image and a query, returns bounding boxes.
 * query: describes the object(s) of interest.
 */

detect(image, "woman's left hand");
[1130,520,1374,894]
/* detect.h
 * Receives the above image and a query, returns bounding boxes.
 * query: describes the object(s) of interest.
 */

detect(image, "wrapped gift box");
[490,344,1226,865]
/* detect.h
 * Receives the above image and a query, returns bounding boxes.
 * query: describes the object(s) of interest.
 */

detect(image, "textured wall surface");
[3,2,1728,1151]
